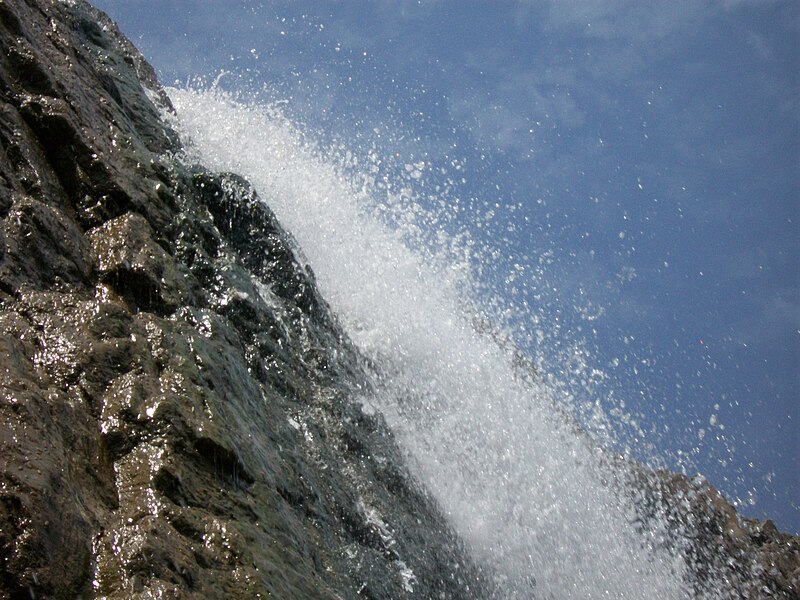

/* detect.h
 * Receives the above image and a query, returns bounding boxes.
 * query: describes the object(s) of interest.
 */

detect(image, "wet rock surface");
[0,1,797,599]
[631,466,800,599]
[0,1,492,597]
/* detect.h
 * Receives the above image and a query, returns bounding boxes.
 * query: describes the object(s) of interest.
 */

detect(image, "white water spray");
[169,87,727,599]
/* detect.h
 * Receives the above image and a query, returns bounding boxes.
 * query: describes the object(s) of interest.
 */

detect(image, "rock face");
[0,1,492,597]
[0,1,797,599]
[627,465,800,598]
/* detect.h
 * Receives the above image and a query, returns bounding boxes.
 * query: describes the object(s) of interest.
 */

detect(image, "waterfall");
[168,87,730,599]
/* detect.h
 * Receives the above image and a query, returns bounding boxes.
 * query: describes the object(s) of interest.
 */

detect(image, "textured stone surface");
[0,1,491,597]
[631,466,800,598]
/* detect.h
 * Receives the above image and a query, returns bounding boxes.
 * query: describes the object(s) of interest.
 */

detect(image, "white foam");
[168,87,728,599]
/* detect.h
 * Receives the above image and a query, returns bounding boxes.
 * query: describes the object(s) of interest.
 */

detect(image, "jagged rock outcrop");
[631,468,799,598]
[0,1,493,597]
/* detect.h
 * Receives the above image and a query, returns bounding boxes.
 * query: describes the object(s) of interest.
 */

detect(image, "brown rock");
[0,1,492,598]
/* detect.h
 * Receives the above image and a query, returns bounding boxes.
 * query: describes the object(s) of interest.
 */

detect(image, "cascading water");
[168,87,731,599]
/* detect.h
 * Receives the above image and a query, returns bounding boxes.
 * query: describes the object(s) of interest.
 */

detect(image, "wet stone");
[88,212,193,314]
[0,194,92,291]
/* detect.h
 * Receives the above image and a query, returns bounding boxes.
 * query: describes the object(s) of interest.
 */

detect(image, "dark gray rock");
[0,1,493,598]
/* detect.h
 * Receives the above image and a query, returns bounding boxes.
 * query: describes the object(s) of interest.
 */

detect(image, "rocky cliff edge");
[0,0,492,597]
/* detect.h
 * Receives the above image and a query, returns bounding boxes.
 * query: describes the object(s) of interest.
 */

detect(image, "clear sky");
[93,0,799,533]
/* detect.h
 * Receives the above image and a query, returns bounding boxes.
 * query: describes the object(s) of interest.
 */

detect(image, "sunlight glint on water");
[168,87,715,599]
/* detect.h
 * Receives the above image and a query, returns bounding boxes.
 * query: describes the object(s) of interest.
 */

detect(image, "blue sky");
[93,1,799,533]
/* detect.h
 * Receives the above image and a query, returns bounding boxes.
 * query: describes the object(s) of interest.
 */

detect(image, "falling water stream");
[168,87,730,599]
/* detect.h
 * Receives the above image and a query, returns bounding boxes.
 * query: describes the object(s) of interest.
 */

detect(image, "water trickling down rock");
[0,1,491,597]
